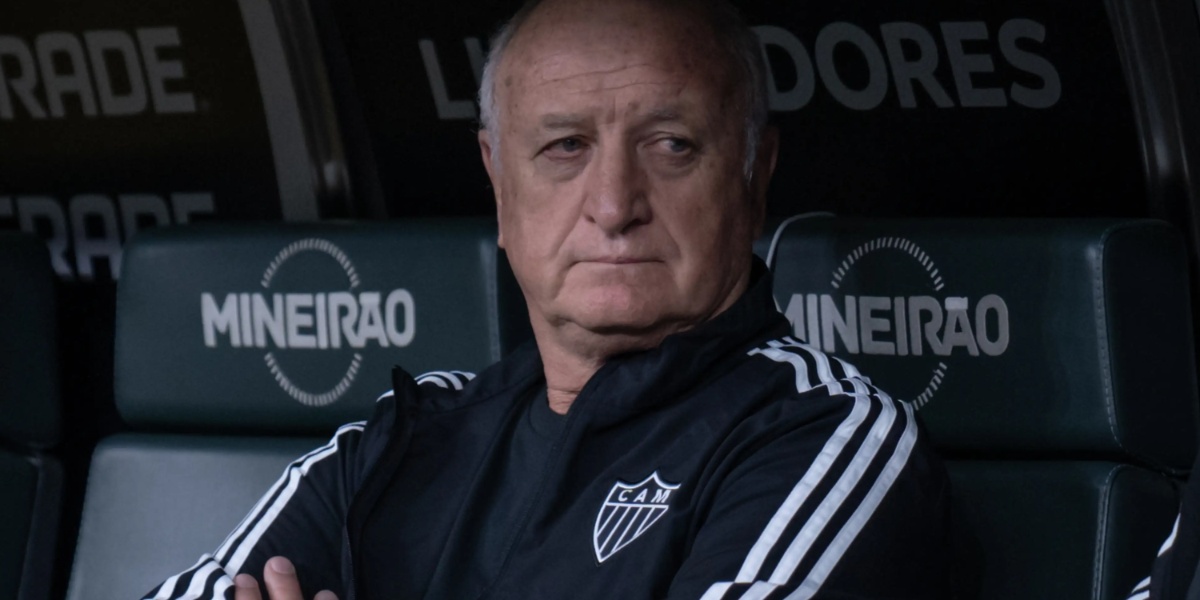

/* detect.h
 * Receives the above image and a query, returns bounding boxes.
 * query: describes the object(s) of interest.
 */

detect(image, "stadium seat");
[0,232,62,600]
[66,219,530,600]
[0,5,355,585]
[766,217,1198,599]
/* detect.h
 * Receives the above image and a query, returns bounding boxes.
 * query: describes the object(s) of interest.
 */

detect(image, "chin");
[568,317,674,358]
[572,288,672,330]
[549,297,694,359]
[566,302,653,330]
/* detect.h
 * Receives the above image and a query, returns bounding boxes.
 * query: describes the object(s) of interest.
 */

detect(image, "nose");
[582,142,650,236]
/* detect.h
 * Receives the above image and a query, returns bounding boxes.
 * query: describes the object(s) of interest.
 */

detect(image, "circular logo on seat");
[200,238,415,407]
[780,236,1009,408]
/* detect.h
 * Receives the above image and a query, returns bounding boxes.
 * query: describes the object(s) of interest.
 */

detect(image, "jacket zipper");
[344,527,357,600]
[479,370,611,599]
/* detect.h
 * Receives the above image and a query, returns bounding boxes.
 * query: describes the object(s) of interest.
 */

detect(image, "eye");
[647,136,699,167]
[660,137,693,154]
[643,134,699,175]
[542,136,588,159]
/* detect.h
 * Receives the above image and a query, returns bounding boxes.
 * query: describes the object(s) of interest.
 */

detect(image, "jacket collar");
[460,257,786,415]
[575,256,788,415]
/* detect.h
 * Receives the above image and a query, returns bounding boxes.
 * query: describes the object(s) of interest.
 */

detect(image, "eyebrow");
[537,105,690,131]
[645,107,683,123]
[539,114,588,130]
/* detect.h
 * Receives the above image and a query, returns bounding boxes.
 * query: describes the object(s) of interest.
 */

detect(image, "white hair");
[477,0,770,179]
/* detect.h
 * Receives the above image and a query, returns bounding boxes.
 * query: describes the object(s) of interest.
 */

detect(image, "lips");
[580,256,658,265]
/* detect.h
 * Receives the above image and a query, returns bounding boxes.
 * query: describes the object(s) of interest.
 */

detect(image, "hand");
[234,556,339,600]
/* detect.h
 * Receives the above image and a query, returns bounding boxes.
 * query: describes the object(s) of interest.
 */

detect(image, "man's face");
[481,0,774,353]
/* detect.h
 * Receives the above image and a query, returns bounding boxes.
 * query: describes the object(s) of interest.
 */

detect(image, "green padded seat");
[949,461,1178,599]
[113,219,528,433]
[67,436,318,599]
[0,232,62,600]
[0,233,60,449]
[768,217,1197,599]
[68,219,530,600]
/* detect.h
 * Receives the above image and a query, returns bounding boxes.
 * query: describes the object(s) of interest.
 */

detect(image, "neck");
[541,353,597,415]
[537,333,620,415]
[530,269,757,415]
[546,366,590,415]
[535,324,672,415]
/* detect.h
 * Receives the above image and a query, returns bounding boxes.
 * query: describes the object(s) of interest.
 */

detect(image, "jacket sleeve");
[140,393,399,600]
[1126,461,1200,599]
[666,379,952,600]
[1125,514,1179,600]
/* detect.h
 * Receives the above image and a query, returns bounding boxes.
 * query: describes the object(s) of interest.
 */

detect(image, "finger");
[262,556,305,600]
[233,574,263,600]
[314,591,340,600]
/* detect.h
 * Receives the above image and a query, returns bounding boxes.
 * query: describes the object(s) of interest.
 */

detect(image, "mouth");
[581,257,658,265]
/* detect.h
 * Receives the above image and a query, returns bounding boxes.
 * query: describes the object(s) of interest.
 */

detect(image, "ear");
[479,129,506,249]
[749,125,779,235]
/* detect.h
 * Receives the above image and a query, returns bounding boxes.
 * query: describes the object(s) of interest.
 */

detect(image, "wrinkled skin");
[479,0,777,413]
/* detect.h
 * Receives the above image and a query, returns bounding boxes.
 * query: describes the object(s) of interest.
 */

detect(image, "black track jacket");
[145,265,951,600]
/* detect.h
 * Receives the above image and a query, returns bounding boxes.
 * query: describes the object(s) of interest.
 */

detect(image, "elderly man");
[145,0,949,598]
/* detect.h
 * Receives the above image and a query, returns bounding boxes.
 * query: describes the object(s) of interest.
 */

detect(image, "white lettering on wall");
[0,192,215,280]
[0,27,196,120]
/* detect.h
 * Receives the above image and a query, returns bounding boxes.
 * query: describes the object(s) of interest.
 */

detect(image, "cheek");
[499,173,544,244]
[499,180,577,282]
[660,180,749,255]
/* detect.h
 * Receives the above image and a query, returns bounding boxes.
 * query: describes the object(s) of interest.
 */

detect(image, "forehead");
[498,1,736,124]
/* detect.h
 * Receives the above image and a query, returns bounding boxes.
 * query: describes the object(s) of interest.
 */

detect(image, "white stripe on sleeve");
[224,424,363,574]
[704,346,922,600]
[178,561,220,599]
[416,373,450,389]
[699,582,734,600]
[766,387,899,587]
[731,395,872,585]
[149,554,210,600]
[1131,575,1151,593]
[1160,515,1180,557]
[702,342,920,599]
[415,370,476,390]
[215,423,363,564]
[785,401,918,600]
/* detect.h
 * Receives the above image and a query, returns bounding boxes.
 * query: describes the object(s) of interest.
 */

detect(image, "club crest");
[593,471,680,563]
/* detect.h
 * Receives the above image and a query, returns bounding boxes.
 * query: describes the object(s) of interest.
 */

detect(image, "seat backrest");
[0,233,60,449]
[68,219,529,600]
[113,219,528,431]
[768,217,1198,599]
[0,232,62,600]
